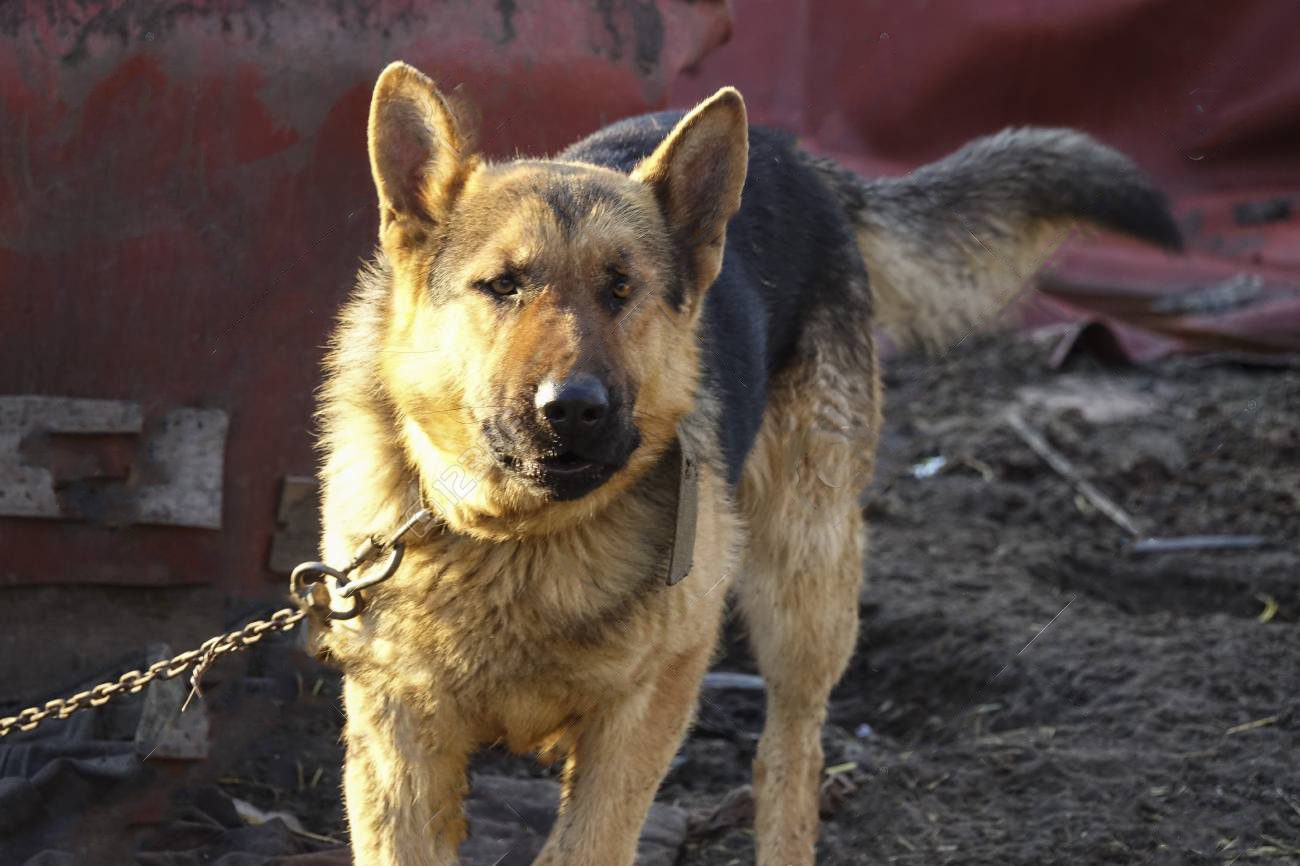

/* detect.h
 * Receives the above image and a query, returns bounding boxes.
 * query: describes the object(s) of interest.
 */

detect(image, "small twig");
[1004,410,1144,536]
[288,825,342,845]
[1258,836,1300,857]
[701,672,765,692]
[218,776,285,798]
[1226,715,1281,736]
[1256,594,1280,624]
[1131,535,1269,555]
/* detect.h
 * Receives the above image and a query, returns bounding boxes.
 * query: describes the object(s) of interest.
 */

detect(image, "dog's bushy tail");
[811,128,1182,351]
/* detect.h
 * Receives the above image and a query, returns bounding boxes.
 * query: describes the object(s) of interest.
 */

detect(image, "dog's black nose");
[536,374,610,441]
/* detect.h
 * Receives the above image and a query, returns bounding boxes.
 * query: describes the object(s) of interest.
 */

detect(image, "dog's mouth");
[494,448,628,501]
[538,452,602,476]
[531,451,618,500]
[486,416,640,502]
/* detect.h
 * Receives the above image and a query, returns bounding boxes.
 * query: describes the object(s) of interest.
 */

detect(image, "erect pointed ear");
[631,88,748,306]
[367,61,476,246]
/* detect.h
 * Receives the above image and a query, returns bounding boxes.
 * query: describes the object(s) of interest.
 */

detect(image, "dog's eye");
[609,279,632,301]
[485,275,518,297]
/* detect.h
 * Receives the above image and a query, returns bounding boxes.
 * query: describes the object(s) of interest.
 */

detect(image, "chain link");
[0,506,433,740]
[0,607,304,739]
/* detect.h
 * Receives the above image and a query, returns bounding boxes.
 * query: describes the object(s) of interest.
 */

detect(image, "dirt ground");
[215,333,1300,865]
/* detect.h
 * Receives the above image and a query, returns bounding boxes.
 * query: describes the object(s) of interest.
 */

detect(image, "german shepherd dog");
[311,62,1180,865]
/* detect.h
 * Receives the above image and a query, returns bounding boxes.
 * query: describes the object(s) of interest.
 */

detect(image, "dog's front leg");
[532,643,713,866]
[342,676,472,866]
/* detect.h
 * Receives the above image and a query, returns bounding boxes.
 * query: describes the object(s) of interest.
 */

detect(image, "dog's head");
[366,63,747,536]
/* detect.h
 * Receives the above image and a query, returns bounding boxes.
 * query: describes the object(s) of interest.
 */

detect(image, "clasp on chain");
[290,508,432,621]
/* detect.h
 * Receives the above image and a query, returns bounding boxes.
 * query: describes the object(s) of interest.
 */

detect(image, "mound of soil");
[218,335,1299,865]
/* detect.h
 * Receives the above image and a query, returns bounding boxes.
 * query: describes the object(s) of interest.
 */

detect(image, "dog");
[309,61,1180,865]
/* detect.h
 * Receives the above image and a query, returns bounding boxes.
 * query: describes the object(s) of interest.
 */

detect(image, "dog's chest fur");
[316,451,695,749]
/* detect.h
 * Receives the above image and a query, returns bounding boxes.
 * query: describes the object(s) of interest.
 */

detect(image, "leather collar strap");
[665,432,700,586]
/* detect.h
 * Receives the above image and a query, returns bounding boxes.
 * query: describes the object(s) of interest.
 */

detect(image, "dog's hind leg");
[736,341,881,865]
[341,677,473,866]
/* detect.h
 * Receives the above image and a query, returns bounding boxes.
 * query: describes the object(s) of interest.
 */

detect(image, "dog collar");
[299,439,699,622]
[665,433,699,586]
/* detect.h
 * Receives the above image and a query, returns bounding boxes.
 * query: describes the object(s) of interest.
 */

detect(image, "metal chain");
[0,607,304,739]
[0,506,435,740]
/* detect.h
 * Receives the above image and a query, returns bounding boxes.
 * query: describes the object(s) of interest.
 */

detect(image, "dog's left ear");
[632,88,748,308]
[368,61,476,253]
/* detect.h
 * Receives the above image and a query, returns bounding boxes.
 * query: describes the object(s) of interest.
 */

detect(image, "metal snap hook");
[291,561,364,620]
[337,542,405,598]
[291,561,345,601]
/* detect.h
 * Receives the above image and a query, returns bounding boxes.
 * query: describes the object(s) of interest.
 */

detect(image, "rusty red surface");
[0,0,730,590]
[669,0,1300,362]
[1,0,1296,591]
[673,0,1300,192]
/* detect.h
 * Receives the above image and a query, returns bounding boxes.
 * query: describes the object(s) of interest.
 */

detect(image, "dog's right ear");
[368,62,475,250]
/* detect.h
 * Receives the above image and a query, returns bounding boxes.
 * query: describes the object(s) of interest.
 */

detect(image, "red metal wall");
[670,0,1300,360]
[2,1,1296,597]
[674,0,1300,195]
[0,0,729,593]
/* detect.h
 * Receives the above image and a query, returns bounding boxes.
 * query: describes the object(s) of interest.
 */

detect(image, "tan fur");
[316,63,766,865]
[359,79,746,541]
[857,217,1071,351]
[811,126,1181,353]
[329,455,741,866]
[312,65,1180,865]
[735,290,882,864]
